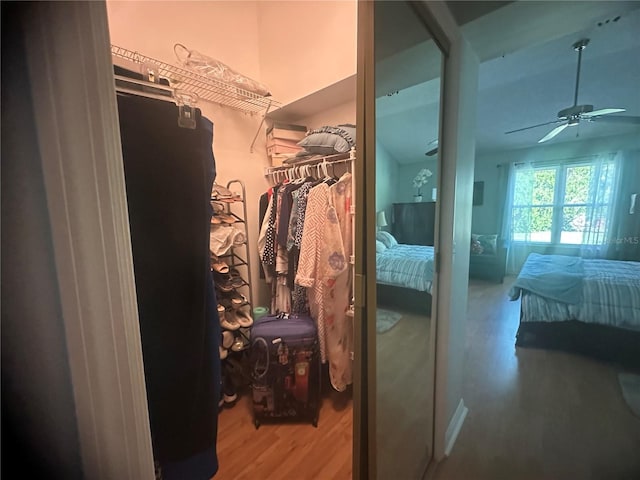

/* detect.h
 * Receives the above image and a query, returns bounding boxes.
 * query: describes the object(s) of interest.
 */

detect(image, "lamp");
[376,211,388,231]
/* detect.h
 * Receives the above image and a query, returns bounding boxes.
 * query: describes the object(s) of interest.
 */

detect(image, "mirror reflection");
[374,2,443,478]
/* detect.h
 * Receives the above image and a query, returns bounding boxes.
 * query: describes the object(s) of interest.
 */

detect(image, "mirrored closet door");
[355,1,446,478]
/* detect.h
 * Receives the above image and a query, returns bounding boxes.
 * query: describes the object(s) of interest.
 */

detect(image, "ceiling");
[375,1,640,164]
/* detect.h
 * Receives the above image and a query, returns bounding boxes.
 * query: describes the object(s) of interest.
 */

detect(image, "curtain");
[503,162,534,275]
[579,151,621,258]
[502,152,626,276]
[606,150,640,261]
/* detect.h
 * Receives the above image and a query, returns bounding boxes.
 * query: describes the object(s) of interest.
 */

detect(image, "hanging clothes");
[296,173,353,391]
[117,93,220,480]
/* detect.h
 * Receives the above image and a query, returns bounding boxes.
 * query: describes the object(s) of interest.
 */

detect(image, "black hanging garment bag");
[117,93,220,478]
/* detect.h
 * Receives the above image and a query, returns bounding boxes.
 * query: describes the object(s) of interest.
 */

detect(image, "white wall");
[376,141,399,221]
[106,0,275,306]
[472,132,640,235]
[395,159,439,204]
[256,0,357,105]
[295,98,356,131]
[107,1,262,79]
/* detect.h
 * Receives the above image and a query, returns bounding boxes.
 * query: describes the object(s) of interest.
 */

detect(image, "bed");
[509,253,640,370]
[375,231,434,312]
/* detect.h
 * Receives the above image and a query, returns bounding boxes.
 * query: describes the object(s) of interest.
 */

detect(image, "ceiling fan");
[425,138,438,156]
[505,38,640,143]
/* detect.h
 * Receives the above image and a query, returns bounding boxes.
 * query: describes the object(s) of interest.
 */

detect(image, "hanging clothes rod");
[114,74,198,129]
[264,149,355,185]
[264,149,355,175]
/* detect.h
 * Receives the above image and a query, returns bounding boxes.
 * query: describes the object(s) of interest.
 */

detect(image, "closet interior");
[106,1,357,478]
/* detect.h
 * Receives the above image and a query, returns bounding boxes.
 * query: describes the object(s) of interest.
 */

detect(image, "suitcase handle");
[252,336,270,379]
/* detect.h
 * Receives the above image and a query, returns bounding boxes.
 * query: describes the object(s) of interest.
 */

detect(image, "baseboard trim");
[444,399,468,457]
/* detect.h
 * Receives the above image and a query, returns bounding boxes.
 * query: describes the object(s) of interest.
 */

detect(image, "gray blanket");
[509,253,584,304]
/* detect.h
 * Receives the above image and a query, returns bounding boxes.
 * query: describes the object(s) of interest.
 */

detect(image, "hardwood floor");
[216,278,640,479]
[376,307,433,480]
[215,305,432,480]
[216,385,352,479]
[434,278,640,480]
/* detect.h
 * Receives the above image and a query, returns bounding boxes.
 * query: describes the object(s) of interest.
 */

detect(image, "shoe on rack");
[218,289,247,308]
[219,345,228,360]
[234,305,253,328]
[231,333,246,352]
[222,330,234,349]
[228,268,245,288]
[213,270,233,292]
[210,253,229,274]
[211,201,225,214]
[218,296,234,312]
[229,290,247,307]
[219,305,240,330]
[212,183,233,199]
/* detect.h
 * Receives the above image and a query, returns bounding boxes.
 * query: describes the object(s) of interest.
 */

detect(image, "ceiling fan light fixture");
[505,37,639,143]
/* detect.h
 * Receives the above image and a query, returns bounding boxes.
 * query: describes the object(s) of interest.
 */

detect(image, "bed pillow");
[376,240,387,253]
[376,231,398,249]
[297,125,356,155]
[472,233,497,255]
[471,237,484,255]
[297,132,350,155]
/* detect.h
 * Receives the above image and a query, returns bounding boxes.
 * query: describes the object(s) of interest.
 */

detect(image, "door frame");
[21,2,155,479]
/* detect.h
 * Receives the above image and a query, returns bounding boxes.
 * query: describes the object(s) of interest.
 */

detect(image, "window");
[510,160,616,245]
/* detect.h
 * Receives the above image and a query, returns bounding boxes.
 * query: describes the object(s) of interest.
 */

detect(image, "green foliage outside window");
[511,161,614,244]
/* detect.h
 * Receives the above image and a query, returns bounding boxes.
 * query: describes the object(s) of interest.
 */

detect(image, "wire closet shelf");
[111,45,279,114]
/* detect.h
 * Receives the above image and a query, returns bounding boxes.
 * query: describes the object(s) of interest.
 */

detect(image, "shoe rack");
[211,179,254,408]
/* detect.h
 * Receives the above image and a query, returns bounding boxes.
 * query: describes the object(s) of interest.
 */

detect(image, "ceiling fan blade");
[586,115,640,125]
[582,108,626,117]
[538,123,568,143]
[505,119,565,135]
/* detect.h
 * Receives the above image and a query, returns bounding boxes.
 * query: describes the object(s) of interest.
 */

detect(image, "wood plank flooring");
[433,278,640,480]
[215,305,431,480]
[216,278,640,479]
[376,307,433,480]
[216,385,352,479]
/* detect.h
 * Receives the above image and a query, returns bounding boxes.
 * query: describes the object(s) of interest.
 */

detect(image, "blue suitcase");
[250,312,320,428]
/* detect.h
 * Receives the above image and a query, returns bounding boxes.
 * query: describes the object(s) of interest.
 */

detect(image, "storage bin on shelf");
[266,122,307,166]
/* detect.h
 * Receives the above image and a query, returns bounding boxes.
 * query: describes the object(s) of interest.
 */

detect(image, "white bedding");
[376,244,435,293]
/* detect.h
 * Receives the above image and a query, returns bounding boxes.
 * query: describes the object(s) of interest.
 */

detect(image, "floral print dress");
[296,173,353,391]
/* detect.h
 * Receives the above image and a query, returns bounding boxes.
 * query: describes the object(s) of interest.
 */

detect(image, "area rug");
[376,309,402,334]
[618,373,640,418]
